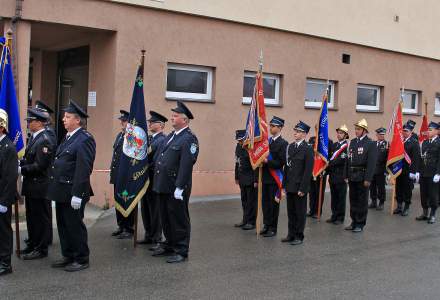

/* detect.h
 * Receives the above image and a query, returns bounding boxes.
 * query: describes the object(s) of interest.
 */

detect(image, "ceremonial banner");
[312,88,329,178]
[114,53,149,217]
[267,152,283,202]
[386,102,405,178]
[419,114,429,144]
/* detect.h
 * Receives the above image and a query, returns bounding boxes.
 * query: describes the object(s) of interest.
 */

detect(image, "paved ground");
[2,187,440,300]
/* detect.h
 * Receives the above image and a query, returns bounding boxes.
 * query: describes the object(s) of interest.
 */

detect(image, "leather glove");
[415,172,420,183]
[71,196,82,210]
[409,173,416,180]
[433,174,440,183]
[174,188,184,200]
[0,204,8,213]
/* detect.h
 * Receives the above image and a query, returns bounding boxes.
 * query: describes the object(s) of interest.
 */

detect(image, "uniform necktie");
[167,133,176,145]
[269,137,273,144]
[66,134,71,140]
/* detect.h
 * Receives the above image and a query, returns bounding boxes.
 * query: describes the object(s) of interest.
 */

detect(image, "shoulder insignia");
[190,143,197,154]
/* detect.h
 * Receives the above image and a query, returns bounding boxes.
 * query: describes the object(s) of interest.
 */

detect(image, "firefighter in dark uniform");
[152,101,199,263]
[368,127,389,211]
[35,100,57,147]
[346,119,378,232]
[138,111,168,246]
[0,110,18,276]
[394,121,420,216]
[234,129,256,230]
[282,121,314,245]
[259,116,288,237]
[406,119,419,142]
[326,125,349,225]
[417,122,440,224]
[110,110,135,239]
[19,108,54,260]
[47,100,96,272]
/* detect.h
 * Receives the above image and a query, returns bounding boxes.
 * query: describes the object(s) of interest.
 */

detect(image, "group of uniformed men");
[110,101,199,264]
[234,116,440,245]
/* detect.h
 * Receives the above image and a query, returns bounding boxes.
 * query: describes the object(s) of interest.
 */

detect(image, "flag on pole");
[267,153,284,202]
[114,52,149,217]
[419,114,429,143]
[312,87,329,178]
[386,102,405,178]
[0,36,24,158]
[243,64,269,169]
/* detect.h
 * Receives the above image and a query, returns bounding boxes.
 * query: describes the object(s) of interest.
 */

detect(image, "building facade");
[1,0,440,207]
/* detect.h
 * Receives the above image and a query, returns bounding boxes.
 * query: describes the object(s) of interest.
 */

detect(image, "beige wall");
[105,0,440,60]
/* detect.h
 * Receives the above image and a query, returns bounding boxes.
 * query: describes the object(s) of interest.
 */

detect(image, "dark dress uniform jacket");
[261,136,288,184]
[374,140,389,175]
[45,126,57,147]
[148,132,166,178]
[328,140,348,184]
[235,144,254,186]
[420,138,440,177]
[47,128,96,203]
[402,137,420,175]
[284,140,314,193]
[348,136,378,182]
[21,131,54,198]
[0,136,18,207]
[110,131,124,185]
[153,127,199,193]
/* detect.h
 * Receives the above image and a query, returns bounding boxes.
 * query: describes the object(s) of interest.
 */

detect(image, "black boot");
[0,257,12,276]
[428,209,436,224]
[393,203,403,215]
[416,209,429,221]
[368,199,377,209]
[401,203,410,216]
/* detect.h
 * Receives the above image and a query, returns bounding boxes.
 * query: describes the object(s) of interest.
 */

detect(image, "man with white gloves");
[394,121,420,216]
[152,101,199,263]
[417,122,440,224]
[47,100,96,272]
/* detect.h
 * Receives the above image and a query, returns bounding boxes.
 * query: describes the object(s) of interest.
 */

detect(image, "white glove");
[174,188,184,200]
[433,174,440,183]
[71,196,82,210]
[18,166,21,175]
[415,172,420,183]
[0,204,7,213]
[409,173,416,180]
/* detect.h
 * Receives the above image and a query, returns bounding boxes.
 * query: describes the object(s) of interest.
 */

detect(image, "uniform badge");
[341,153,346,159]
[358,147,364,154]
[190,143,197,154]
[42,147,48,153]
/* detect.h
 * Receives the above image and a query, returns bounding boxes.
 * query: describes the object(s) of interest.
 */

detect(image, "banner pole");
[390,178,396,215]
[133,203,138,248]
[15,201,20,258]
[256,165,263,238]
[317,175,324,221]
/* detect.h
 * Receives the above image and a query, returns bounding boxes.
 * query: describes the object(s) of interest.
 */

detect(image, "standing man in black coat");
[417,122,440,224]
[47,100,96,272]
[346,119,378,233]
[152,101,199,263]
[0,110,18,276]
[234,129,256,230]
[283,121,314,245]
[20,108,54,260]
[138,111,167,246]
[259,116,288,238]
[326,125,349,225]
[394,121,420,216]
[369,127,389,211]
[110,110,135,239]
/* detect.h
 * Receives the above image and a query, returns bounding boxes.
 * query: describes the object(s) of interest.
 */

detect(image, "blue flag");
[312,88,329,178]
[114,56,149,217]
[0,37,24,158]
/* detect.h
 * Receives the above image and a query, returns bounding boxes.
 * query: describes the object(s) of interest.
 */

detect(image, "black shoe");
[416,214,429,221]
[393,207,403,215]
[23,250,48,260]
[310,215,318,219]
[306,212,313,217]
[368,201,377,209]
[333,220,343,225]
[428,216,436,224]
[281,236,293,243]
[352,227,363,233]
[376,202,384,211]
[325,218,335,223]
[259,226,268,235]
[19,246,34,255]
[137,238,153,245]
[345,225,354,231]
[51,257,73,268]
[262,230,276,237]
[117,231,133,239]
[148,244,162,251]
[64,261,89,272]
[290,239,303,246]
[111,228,123,236]
[234,221,245,228]
[0,262,12,276]
[241,224,255,230]
[152,248,174,257]
[166,254,187,263]
[401,209,409,216]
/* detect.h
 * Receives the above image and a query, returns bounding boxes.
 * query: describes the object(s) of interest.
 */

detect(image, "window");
[242,72,280,105]
[435,93,440,116]
[401,89,419,114]
[356,84,381,111]
[166,64,213,102]
[304,79,335,109]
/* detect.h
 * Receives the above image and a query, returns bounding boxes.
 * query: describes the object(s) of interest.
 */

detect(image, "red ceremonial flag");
[244,70,269,169]
[386,102,405,178]
[419,114,429,143]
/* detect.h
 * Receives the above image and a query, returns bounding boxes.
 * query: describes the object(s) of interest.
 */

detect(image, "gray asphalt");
[2,187,440,300]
